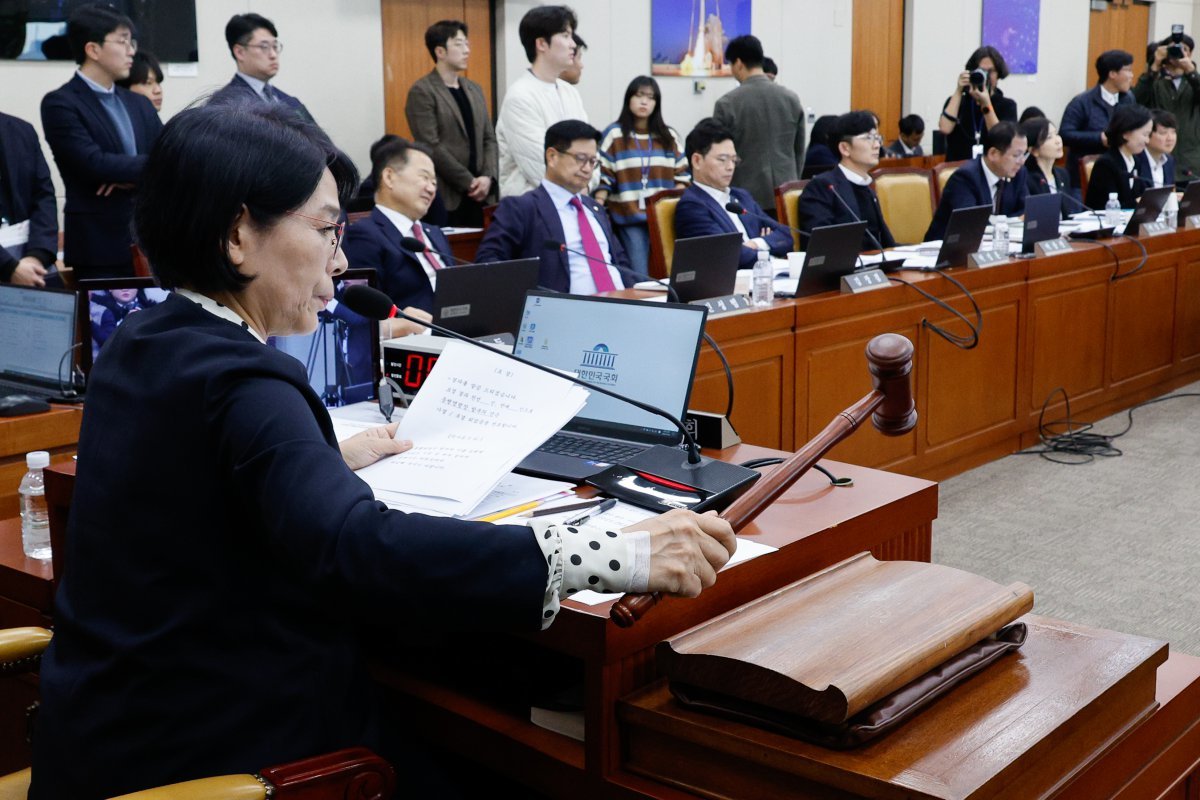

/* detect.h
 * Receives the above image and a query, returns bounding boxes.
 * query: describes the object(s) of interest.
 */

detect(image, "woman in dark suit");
[29,103,735,799]
[1085,104,1154,210]
[1021,117,1070,196]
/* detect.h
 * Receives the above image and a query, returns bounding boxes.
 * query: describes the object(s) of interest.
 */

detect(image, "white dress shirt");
[1149,151,1169,187]
[694,180,765,249]
[375,204,439,288]
[1100,85,1120,106]
[542,179,622,294]
[496,71,588,198]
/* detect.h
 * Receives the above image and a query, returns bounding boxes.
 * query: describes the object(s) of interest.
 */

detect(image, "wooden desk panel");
[0,407,82,519]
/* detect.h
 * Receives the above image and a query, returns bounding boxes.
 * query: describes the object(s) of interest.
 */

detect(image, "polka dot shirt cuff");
[528,519,648,629]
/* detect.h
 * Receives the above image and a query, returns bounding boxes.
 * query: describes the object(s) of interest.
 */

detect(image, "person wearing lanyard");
[938,46,1018,163]
[595,76,690,278]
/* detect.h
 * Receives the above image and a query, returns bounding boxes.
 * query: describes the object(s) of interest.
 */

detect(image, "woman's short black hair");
[966,46,1009,80]
[518,5,576,63]
[135,102,358,294]
[1105,104,1153,151]
[117,50,163,89]
[1020,116,1053,150]
[808,115,839,150]
[67,3,134,65]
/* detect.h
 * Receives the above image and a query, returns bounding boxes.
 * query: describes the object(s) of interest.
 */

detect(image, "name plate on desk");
[967,250,1007,269]
[1185,214,1200,230]
[1137,220,1173,238]
[692,293,752,315]
[840,268,889,294]
[1034,237,1072,257]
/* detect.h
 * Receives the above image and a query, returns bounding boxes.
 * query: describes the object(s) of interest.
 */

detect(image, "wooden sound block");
[657,553,1033,725]
[623,615,1168,800]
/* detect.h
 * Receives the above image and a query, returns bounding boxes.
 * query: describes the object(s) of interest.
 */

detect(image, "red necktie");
[569,196,617,293]
[410,223,444,271]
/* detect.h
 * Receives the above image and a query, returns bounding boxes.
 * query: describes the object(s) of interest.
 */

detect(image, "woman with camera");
[938,46,1019,162]
[1133,32,1200,182]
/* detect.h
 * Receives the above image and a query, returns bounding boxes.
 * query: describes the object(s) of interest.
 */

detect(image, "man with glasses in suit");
[213,13,314,124]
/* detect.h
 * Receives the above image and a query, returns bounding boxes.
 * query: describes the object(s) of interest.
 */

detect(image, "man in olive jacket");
[1133,33,1200,182]
[405,20,498,227]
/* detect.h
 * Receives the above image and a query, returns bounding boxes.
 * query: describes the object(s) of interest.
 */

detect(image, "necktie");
[262,84,278,104]
[569,196,617,293]
[410,223,444,271]
[993,179,1007,214]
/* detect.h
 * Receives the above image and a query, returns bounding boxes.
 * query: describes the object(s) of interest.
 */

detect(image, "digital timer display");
[383,349,440,394]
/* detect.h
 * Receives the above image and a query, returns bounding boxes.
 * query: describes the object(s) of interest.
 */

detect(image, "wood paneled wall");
[851,0,905,142]
[1087,1,1151,87]
[381,0,494,140]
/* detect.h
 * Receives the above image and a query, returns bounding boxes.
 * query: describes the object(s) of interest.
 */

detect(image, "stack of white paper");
[355,340,588,516]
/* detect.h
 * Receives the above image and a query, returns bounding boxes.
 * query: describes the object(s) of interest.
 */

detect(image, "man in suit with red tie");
[475,119,639,293]
[340,137,440,338]
[925,121,1029,241]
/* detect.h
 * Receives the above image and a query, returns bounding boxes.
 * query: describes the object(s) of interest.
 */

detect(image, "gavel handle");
[609,390,888,628]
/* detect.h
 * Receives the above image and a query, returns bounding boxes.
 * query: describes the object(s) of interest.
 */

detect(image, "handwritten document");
[356,340,588,515]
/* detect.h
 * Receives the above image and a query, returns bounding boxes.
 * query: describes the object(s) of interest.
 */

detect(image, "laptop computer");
[79,269,382,406]
[0,284,79,402]
[929,204,992,268]
[669,232,743,302]
[791,221,869,297]
[1125,186,1174,236]
[1176,180,1200,222]
[433,257,540,341]
[1021,193,1063,254]
[511,290,708,481]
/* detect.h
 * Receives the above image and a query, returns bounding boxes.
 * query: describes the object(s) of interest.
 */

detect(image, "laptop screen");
[513,291,707,443]
[0,284,78,387]
[79,270,381,406]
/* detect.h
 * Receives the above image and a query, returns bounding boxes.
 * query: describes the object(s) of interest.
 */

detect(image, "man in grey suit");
[713,35,805,215]
[405,20,498,227]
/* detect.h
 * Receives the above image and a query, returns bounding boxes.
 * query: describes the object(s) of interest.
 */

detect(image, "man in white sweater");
[497,5,588,198]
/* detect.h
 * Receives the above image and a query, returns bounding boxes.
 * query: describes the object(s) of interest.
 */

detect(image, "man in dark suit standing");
[926,121,1029,241]
[405,20,498,228]
[713,35,805,214]
[0,111,58,286]
[341,137,440,338]
[40,4,161,279]
[476,119,638,294]
[674,118,792,269]
[799,111,896,251]
[1060,50,1136,189]
[211,13,314,124]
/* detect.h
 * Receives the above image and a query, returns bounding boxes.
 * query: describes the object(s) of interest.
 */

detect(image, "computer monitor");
[0,284,78,399]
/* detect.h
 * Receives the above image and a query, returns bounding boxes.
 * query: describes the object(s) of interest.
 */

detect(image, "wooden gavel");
[609,333,917,628]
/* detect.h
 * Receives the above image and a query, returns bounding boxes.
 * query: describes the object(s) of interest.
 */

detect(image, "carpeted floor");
[933,382,1200,657]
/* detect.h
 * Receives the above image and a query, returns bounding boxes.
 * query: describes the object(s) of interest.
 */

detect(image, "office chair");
[646,187,685,278]
[774,179,809,250]
[870,167,937,245]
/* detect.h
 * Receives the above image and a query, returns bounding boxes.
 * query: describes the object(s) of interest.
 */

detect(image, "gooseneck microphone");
[724,201,806,244]
[543,239,679,302]
[343,283,702,465]
[399,234,471,266]
[823,183,889,255]
[1057,189,1149,280]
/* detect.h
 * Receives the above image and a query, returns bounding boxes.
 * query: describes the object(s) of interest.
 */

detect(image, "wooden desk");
[372,446,937,798]
[0,406,82,519]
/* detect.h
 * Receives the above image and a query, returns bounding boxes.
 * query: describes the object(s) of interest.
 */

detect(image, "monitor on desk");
[0,284,78,400]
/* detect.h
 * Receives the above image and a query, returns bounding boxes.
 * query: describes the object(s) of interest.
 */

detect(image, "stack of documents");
[355,340,588,517]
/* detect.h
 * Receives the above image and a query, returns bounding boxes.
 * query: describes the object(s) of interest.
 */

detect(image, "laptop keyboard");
[537,433,648,463]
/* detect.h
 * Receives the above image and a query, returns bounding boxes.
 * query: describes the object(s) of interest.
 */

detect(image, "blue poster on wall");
[982,0,1040,75]
[651,0,753,77]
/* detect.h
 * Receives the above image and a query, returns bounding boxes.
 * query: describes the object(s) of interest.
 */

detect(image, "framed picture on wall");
[982,0,1040,74]
[651,0,752,77]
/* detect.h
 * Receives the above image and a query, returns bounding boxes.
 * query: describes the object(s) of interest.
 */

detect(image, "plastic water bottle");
[752,249,773,307]
[990,215,1009,255]
[1104,193,1122,228]
[1163,192,1179,230]
[19,451,51,561]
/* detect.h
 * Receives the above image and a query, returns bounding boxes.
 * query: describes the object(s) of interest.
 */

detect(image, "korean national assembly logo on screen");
[578,344,619,385]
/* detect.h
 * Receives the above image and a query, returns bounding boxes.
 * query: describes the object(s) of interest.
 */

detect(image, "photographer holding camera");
[1134,26,1200,182]
[938,46,1019,162]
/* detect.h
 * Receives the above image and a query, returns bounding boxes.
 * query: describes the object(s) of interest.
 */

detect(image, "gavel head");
[865,334,917,436]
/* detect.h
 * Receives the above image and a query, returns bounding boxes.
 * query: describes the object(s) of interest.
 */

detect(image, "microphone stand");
[610,332,917,628]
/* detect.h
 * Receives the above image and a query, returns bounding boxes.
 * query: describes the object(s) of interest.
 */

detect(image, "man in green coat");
[1134,33,1200,182]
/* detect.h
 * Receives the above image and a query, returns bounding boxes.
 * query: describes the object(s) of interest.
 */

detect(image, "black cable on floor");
[1015,386,1200,464]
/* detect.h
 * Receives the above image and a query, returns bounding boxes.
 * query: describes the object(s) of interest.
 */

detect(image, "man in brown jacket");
[405,20,498,227]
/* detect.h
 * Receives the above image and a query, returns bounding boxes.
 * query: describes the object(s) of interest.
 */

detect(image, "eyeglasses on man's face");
[243,40,283,55]
[104,35,137,52]
[286,211,345,257]
[709,154,743,166]
[556,150,601,169]
[850,132,884,144]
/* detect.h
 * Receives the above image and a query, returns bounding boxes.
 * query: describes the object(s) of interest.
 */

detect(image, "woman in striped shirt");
[596,76,690,278]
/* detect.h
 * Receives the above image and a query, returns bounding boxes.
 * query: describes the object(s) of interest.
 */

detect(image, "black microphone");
[542,239,680,302]
[1057,189,1114,239]
[821,183,889,257]
[342,284,762,506]
[400,234,471,266]
[724,201,806,242]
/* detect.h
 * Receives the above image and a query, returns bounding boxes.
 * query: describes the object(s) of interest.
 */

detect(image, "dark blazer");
[40,74,162,270]
[925,158,1028,241]
[798,167,896,251]
[475,184,638,293]
[942,87,1018,162]
[405,71,498,210]
[30,294,547,798]
[673,183,792,269]
[211,74,315,124]
[341,206,452,312]
[883,140,924,158]
[1146,153,1177,189]
[1084,150,1152,210]
[0,111,58,281]
[1059,84,1135,187]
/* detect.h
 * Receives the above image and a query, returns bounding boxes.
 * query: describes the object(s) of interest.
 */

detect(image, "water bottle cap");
[1109,193,1118,200]
[26,451,49,469]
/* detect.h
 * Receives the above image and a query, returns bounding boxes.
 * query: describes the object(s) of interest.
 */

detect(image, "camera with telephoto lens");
[1169,24,1186,59]
[969,68,988,90]
[1168,44,1185,60]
